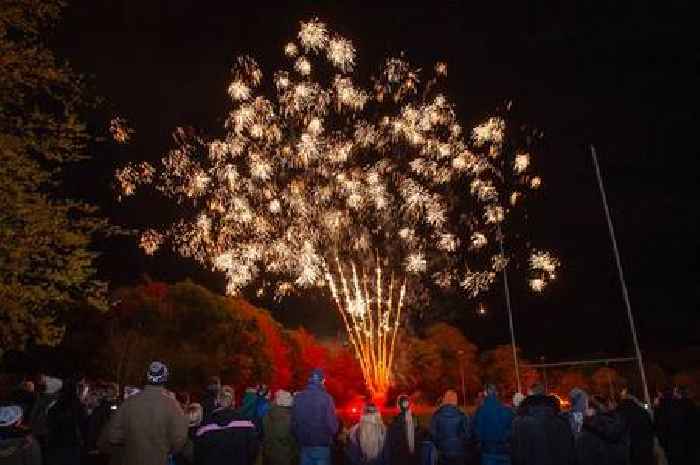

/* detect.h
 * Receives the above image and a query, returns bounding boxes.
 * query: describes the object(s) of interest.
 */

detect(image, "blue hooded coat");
[429,405,469,458]
[290,371,339,447]
[473,393,514,456]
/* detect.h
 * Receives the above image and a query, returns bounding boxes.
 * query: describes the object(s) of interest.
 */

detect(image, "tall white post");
[590,145,652,413]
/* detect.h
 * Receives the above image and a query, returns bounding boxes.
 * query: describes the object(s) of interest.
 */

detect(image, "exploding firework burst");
[116,18,558,396]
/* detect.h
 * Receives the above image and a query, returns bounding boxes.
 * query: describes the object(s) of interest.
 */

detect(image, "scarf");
[404,409,415,453]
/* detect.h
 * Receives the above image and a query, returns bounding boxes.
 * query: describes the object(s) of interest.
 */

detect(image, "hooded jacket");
[511,394,575,465]
[473,393,514,455]
[616,398,654,465]
[107,385,188,465]
[262,405,297,465]
[290,381,338,447]
[0,428,41,465]
[429,404,469,458]
[574,411,629,465]
[386,411,420,465]
[194,408,259,465]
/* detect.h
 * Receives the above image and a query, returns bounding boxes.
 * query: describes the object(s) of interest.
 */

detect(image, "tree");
[481,345,539,396]
[0,0,108,356]
[591,367,626,400]
[555,370,590,399]
[424,323,481,397]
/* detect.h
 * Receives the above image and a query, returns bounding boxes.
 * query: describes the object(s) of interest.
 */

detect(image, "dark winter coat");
[45,391,87,453]
[574,411,629,465]
[85,401,116,453]
[429,405,469,459]
[385,412,420,465]
[28,393,58,441]
[262,405,297,465]
[290,382,339,447]
[0,428,41,465]
[201,391,219,425]
[616,399,654,465]
[108,385,188,465]
[194,409,259,465]
[473,394,514,456]
[511,394,575,465]
[655,397,697,465]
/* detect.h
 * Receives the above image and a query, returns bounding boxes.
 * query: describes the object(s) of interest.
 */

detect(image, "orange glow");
[326,258,405,401]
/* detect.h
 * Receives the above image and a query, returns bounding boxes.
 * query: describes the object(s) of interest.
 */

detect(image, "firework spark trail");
[326,259,405,398]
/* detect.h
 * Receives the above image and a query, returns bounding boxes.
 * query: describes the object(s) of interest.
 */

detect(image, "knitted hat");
[275,390,294,407]
[0,405,23,427]
[309,368,324,384]
[147,361,169,385]
[363,403,378,414]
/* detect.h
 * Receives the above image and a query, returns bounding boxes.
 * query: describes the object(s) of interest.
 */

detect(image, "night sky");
[53,1,698,362]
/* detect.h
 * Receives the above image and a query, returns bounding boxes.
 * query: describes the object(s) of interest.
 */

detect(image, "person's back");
[0,405,42,465]
[473,387,514,465]
[429,390,469,464]
[655,389,695,465]
[108,362,188,465]
[511,388,574,465]
[386,395,419,465]
[194,408,259,465]
[575,409,628,465]
[263,391,297,465]
[28,376,62,447]
[345,404,386,465]
[616,395,654,465]
[290,369,338,465]
[45,378,87,465]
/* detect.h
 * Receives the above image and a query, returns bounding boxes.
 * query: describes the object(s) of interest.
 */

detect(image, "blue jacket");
[290,382,339,447]
[473,394,514,455]
[429,405,469,457]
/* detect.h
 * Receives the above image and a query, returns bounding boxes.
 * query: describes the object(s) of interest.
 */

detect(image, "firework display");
[116,18,558,394]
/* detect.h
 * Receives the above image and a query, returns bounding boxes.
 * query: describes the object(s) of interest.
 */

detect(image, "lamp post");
[458,349,466,407]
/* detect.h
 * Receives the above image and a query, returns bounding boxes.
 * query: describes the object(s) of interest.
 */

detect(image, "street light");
[457,349,466,407]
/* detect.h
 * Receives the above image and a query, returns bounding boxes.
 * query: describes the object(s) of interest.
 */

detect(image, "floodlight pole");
[590,145,652,414]
[498,224,522,394]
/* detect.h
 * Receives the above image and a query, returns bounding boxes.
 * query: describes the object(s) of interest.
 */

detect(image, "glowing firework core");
[326,259,405,400]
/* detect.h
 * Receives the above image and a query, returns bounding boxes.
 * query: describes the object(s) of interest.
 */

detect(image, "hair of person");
[485,384,497,395]
[530,383,545,395]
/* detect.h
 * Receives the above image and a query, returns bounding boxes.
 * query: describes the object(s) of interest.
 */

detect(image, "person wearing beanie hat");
[194,387,259,465]
[346,403,387,465]
[511,383,575,465]
[291,368,339,465]
[386,395,420,465]
[0,405,42,465]
[106,361,188,465]
[473,384,514,465]
[430,389,470,465]
[262,390,297,465]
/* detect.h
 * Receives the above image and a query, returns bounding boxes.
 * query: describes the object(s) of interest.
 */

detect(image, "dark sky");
[54,1,698,361]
